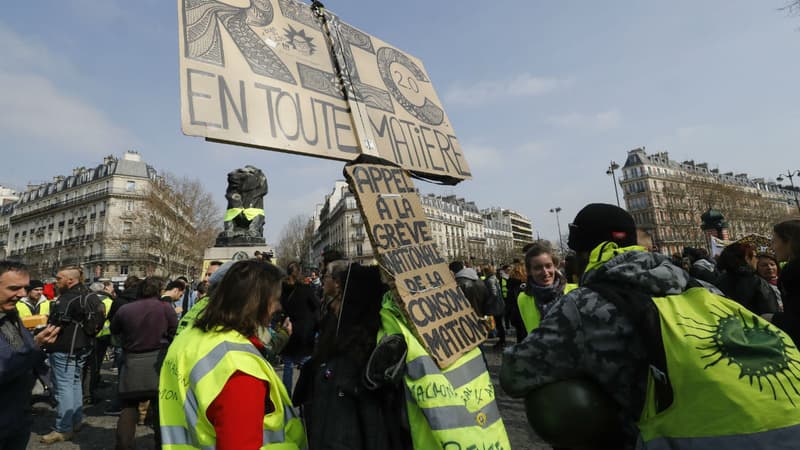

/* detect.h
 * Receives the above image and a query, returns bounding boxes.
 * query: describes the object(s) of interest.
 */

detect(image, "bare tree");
[134,173,221,278]
[781,0,800,15]
[653,176,789,253]
[275,214,315,265]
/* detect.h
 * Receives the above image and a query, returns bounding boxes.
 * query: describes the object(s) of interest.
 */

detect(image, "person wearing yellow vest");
[502,203,800,449]
[159,260,306,450]
[516,242,573,335]
[176,261,232,335]
[15,279,48,317]
[374,289,511,450]
[86,282,115,405]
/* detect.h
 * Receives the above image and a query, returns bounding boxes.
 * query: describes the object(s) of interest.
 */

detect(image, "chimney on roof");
[124,150,141,162]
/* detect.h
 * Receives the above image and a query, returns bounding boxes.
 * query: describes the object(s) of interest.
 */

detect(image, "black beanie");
[567,203,637,252]
[27,279,44,290]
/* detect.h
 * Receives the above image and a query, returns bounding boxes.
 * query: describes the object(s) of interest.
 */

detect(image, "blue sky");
[1,0,798,244]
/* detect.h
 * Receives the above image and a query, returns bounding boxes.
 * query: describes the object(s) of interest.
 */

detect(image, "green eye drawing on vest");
[677,304,800,406]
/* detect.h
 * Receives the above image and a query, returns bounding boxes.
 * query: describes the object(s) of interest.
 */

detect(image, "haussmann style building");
[620,147,797,255]
[0,151,202,283]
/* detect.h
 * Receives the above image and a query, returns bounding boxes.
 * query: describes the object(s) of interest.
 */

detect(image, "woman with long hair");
[714,241,780,316]
[159,260,305,450]
[517,242,569,335]
[767,218,800,343]
[293,261,407,450]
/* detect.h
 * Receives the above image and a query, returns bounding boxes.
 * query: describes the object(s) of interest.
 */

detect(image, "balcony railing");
[10,188,140,223]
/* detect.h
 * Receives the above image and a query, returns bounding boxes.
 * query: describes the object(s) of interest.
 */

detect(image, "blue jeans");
[281,355,310,395]
[49,349,90,433]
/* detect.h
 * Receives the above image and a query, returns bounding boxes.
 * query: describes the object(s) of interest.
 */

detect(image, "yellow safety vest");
[378,293,510,450]
[500,277,508,299]
[40,300,51,316]
[637,287,800,448]
[97,297,114,338]
[516,291,540,335]
[16,301,35,317]
[224,207,264,222]
[176,296,209,336]
[159,326,306,450]
[517,283,576,334]
[582,241,800,448]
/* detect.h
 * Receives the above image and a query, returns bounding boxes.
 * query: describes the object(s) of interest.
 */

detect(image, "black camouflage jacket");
[500,244,700,449]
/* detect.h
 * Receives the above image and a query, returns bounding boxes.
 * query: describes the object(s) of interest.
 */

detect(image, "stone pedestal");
[203,244,274,268]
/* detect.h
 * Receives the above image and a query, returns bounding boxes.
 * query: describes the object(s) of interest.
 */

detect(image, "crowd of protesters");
[2,210,800,449]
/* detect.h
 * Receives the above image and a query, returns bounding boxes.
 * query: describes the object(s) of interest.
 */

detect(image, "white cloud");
[0,24,76,77]
[0,73,136,156]
[444,74,571,107]
[0,23,136,156]
[462,144,504,171]
[547,109,622,131]
[461,141,549,174]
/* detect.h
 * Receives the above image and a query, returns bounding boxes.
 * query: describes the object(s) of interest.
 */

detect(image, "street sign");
[178,0,471,182]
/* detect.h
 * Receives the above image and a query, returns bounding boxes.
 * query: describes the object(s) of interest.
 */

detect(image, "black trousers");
[115,398,160,450]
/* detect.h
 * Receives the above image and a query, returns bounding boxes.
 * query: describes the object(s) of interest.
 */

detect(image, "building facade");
[0,151,199,281]
[311,182,533,266]
[620,147,796,255]
[310,181,375,266]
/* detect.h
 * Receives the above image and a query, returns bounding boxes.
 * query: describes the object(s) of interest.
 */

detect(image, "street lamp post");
[777,169,800,214]
[606,161,621,207]
[549,207,563,253]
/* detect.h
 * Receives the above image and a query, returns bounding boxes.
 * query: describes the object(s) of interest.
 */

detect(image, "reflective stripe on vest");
[517,291,540,334]
[161,406,298,448]
[378,293,510,450]
[637,286,800,447]
[159,327,306,449]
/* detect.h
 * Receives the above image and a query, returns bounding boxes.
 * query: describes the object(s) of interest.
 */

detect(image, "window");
[126,181,136,192]
[120,265,129,275]
[123,221,132,233]
[121,243,129,254]
[126,200,134,212]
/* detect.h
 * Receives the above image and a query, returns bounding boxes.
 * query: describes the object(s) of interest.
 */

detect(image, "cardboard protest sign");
[345,162,486,368]
[178,0,471,182]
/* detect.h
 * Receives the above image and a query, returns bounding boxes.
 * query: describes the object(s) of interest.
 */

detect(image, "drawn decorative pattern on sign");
[345,162,485,368]
[183,0,296,85]
[324,12,395,113]
[278,0,321,30]
[377,47,444,126]
[297,63,342,99]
